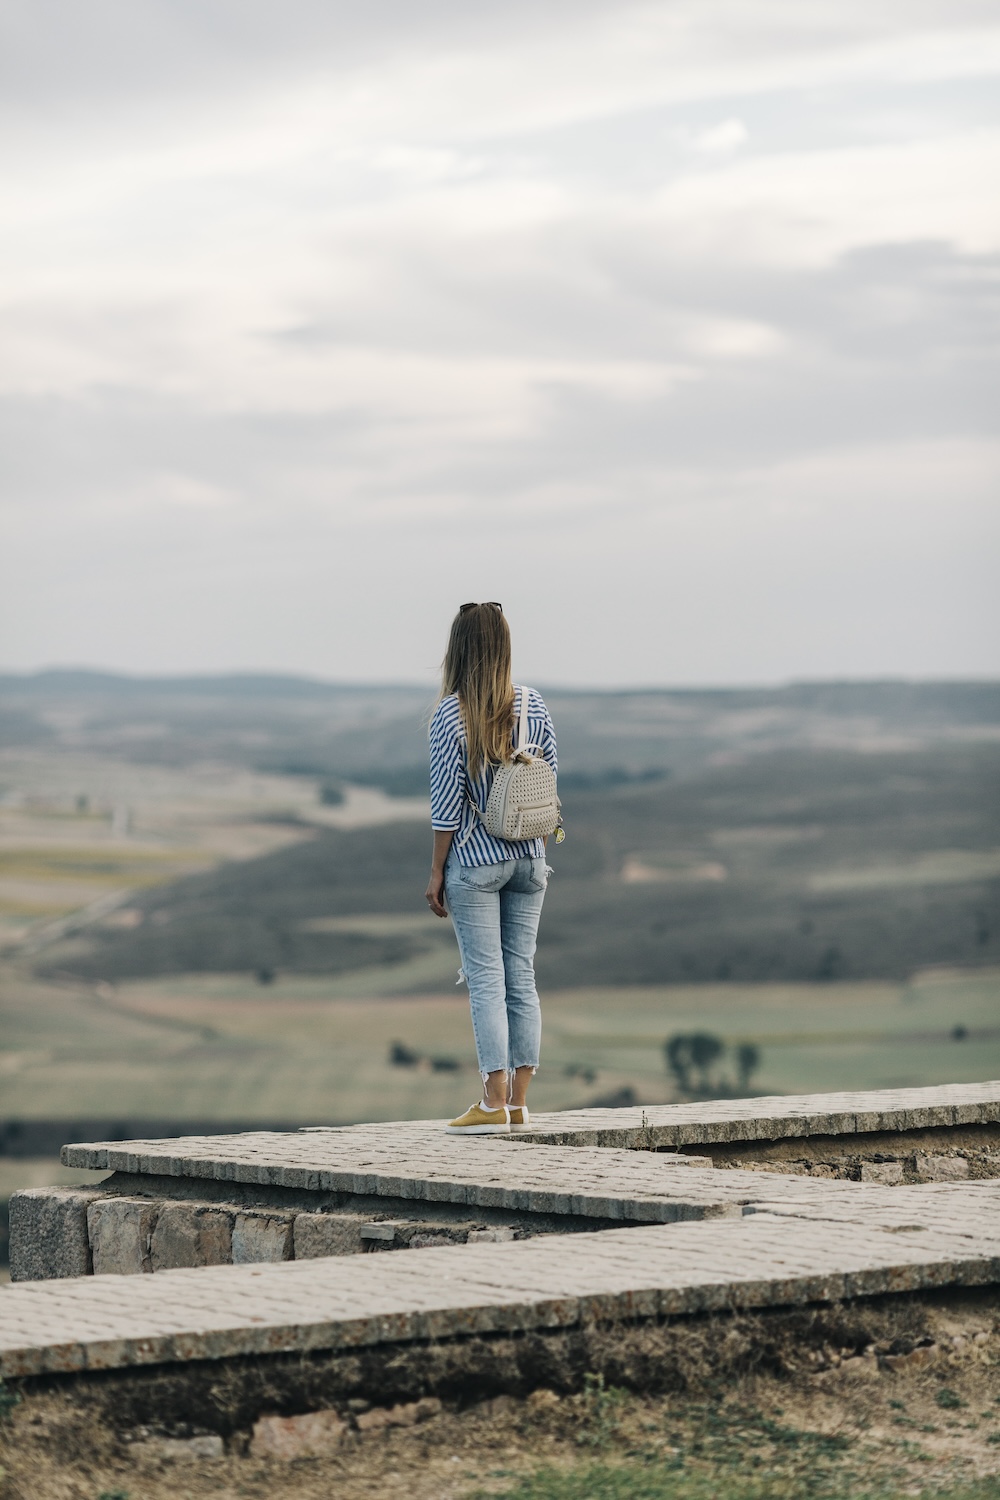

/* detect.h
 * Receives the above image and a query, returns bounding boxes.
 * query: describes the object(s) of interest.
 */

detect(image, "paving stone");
[232,1211,294,1265]
[360,1222,400,1246]
[150,1203,233,1271]
[8,1188,101,1282]
[293,1212,368,1258]
[249,1409,345,1458]
[89,1197,159,1276]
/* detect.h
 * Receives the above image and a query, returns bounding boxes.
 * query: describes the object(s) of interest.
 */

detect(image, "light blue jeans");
[445,853,548,1082]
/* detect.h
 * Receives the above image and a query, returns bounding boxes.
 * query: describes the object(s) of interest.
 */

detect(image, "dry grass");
[1,1296,999,1500]
[0,750,426,951]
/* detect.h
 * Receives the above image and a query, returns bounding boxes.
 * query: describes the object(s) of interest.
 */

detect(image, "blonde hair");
[441,603,515,772]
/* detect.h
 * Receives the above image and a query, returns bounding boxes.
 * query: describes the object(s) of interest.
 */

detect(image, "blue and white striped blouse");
[429,686,558,867]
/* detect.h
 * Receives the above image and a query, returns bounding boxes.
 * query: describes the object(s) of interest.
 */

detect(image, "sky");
[1,0,998,687]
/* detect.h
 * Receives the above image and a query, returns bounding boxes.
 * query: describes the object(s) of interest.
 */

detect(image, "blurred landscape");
[1,669,999,1261]
[0,669,995,1116]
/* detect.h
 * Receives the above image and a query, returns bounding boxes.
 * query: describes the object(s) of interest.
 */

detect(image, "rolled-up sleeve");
[429,701,464,830]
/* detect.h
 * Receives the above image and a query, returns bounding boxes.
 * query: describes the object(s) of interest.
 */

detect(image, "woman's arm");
[425,830,454,917]
[427,700,462,917]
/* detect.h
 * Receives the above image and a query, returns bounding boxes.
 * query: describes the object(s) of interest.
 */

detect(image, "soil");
[2,1295,999,1500]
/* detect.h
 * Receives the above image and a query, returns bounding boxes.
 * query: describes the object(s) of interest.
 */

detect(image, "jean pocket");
[458,861,510,892]
[525,858,549,893]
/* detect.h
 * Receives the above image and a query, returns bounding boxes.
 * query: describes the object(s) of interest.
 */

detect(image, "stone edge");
[3,1242,998,1379]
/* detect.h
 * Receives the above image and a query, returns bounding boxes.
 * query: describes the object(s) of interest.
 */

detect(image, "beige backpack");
[469,687,562,843]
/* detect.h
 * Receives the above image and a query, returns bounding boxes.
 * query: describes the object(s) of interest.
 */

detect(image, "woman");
[425,602,557,1135]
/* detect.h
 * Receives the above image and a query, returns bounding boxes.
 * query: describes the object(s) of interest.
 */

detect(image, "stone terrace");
[4,1083,1000,1385]
[3,1194,1000,1379]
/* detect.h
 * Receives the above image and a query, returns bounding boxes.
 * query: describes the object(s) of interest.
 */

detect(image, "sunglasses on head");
[459,601,503,614]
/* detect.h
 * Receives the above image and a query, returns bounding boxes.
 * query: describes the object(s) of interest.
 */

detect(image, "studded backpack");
[467,687,562,844]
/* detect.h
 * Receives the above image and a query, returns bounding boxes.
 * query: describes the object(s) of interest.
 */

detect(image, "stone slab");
[293,1213,367,1259]
[55,1127,999,1233]
[745,1178,1000,1240]
[59,1085,1000,1206]
[2,1190,999,1378]
[231,1211,294,1265]
[58,1132,768,1222]
[508,1081,1000,1149]
[150,1203,232,1272]
[8,1189,101,1282]
[88,1197,159,1276]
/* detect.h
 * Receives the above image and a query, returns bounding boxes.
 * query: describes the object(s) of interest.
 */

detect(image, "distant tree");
[664,1034,692,1092]
[688,1032,724,1091]
[736,1042,761,1091]
[665,1032,726,1094]
[319,782,345,806]
[389,1040,420,1067]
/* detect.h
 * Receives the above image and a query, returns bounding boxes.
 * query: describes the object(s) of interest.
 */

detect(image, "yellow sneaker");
[446,1102,511,1135]
[508,1105,531,1131]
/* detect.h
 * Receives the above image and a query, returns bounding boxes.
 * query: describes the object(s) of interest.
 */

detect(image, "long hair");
[441,603,515,771]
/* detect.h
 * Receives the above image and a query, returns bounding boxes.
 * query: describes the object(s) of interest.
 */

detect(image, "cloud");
[0,0,997,681]
[693,118,749,152]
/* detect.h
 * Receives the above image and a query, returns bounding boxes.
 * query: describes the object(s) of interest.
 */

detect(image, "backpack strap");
[516,685,529,755]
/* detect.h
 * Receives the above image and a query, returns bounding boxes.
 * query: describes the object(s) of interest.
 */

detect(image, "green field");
[1,964,997,1124]
[2,676,998,1123]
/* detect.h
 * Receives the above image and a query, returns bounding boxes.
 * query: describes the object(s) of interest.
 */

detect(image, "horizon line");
[1,665,998,695]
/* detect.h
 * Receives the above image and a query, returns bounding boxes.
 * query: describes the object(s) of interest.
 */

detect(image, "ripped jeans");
[445,853,548,1083]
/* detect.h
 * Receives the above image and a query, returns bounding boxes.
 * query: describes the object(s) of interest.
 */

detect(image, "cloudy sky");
[1,0,997,686]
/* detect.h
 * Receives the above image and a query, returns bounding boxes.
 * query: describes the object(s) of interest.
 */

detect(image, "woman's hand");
[426,829,454,917]
[425,870,447,918]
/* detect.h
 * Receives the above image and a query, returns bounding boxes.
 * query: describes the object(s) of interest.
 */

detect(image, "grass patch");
[478,1472,1000,1500]
[1,966,999,1121]
[471,1372,1000,1500]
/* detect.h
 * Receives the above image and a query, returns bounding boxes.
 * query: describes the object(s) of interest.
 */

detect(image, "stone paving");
[61,1081,1000,1180]
[3,1198,999,1378]
[509,1081,1000,1148]
[57,1094,1000,1228]
[62,1131,868,1223]
[5,1083,1000,1381]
